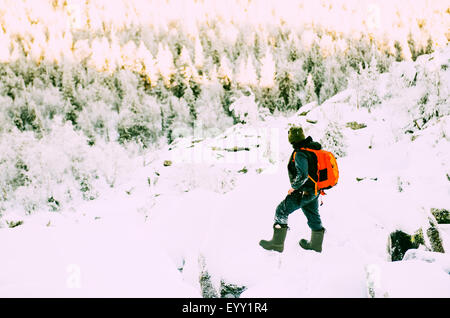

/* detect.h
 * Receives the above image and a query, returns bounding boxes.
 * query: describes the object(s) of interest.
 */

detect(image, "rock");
[198,255,219,298]
[356,177,378,182]
[388,230,424,261]
[211,146,250,152]
[199,270,218,298]
[431,208,450,224]
[346,121,367,130]
[220,280,247,298]
[225,146,250,152]
[197,255,246,298]
[47,197,60,211]
[426,217,445,253]
[388,219,445,261]
[6,220,24,228]
[238,167,248,174]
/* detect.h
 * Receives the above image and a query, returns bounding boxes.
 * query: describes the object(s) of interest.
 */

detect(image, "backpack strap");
[307,175,318,196]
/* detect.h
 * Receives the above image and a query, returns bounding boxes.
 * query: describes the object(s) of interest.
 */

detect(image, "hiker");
[259,126,326,253]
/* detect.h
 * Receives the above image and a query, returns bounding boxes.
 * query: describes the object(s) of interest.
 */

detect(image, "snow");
[403,249,450,274]
[1,46,449,298]
[0,221,200,297]
[368,261,450,298]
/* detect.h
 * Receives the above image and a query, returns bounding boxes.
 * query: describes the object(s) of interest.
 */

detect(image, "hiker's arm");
[291,152,309,190]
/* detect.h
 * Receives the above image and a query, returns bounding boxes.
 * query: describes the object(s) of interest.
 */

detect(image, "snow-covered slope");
[0,46,449,298]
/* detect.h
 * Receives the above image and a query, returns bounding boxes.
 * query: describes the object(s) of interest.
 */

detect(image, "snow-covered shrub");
[0,96,14,135]
[319,120,347,158]
[415,62,449,127]
[116,93,162,148]
[117,114,157,149]
[0,120,132,213]
[7,95,42,134]
[401,49,450,133]
[194,83,234,138]
[228,94,259,124]
[254,87,278,114]
[348,58,382,110]
[345,36,375,73]
[77,100,117,145]
[165,96,194,144]
[407,34,434,62]
[183,86,198,127]
[319,57,350,103]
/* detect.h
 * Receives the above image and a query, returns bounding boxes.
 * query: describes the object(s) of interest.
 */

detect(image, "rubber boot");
[299,227,325,253]
[259,223,288,253]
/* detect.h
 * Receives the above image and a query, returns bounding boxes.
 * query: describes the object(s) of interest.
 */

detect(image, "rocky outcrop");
[431,208,450,224]
[387,215,445,261]
[220,281,247,298]
[388,229,424,261]
[198,255,247,298]
[198,255,219,298]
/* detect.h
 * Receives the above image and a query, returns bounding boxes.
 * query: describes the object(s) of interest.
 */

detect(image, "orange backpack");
[293,148,339,195]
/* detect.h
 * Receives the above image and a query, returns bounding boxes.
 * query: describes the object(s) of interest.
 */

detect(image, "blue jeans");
[274,190,323,231]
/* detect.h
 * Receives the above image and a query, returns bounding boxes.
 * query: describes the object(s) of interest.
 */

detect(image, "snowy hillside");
[1,45,449,298]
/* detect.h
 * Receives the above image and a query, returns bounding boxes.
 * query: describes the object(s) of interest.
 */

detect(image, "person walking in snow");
[259,126,326,253]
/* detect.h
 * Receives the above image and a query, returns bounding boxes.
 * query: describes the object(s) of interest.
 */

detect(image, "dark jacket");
[287,136,322,192]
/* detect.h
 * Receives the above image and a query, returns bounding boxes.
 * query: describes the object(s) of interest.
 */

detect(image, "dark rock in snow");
[238,167,248,174]
[220,280,247,298]
[199,270,219,298]
[426,217,445,253]
[211,146,250,152]
[346,121,367,130]
[388,216,446,261]
[198,255,247,298]
[198,255,219,298]
[431,208,450,224]
[388,230,423,261]
[6,220,24,228]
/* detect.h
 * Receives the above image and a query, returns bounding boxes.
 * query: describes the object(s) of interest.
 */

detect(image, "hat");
[288,126,305,144]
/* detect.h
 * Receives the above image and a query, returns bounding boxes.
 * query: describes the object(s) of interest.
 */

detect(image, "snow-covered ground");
[0,46,449,298]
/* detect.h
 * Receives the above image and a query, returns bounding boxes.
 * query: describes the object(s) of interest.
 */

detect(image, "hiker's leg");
[300,194,323,231]
[274,191,302,225]
[299,194,325,252]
